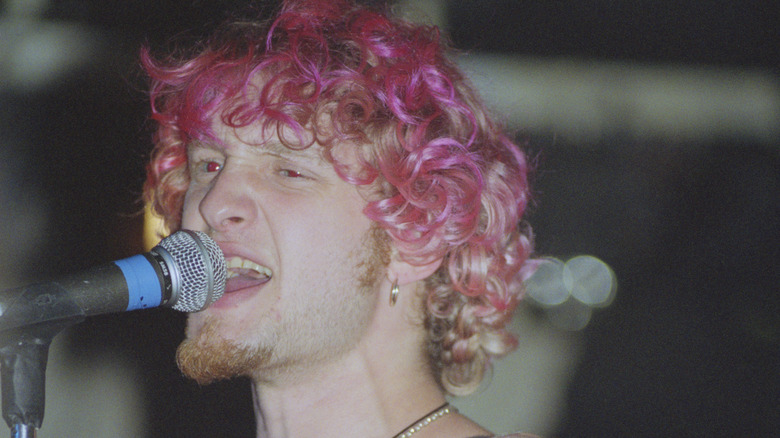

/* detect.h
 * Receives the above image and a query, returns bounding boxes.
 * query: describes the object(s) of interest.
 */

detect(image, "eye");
[204,161,222,173]
[280,169,304,178]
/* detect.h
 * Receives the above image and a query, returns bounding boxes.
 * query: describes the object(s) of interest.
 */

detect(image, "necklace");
[392,402,456,438]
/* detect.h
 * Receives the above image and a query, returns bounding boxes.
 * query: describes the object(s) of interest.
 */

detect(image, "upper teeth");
[226,257,272,279]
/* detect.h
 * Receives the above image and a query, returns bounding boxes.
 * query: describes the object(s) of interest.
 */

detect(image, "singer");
[142,1,536,437]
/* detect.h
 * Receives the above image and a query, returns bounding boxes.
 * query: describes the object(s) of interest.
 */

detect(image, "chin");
[177,322,272,384]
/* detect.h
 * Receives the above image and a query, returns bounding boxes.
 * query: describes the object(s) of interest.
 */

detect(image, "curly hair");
[141,0,534,396]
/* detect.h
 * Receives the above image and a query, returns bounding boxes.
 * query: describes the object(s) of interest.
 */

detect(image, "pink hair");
[141,0,534,395]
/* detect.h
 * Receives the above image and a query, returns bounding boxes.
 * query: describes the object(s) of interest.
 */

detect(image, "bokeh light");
[524,255,617,330]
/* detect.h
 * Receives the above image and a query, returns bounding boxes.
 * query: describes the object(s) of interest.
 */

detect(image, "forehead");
[192,117,327,162]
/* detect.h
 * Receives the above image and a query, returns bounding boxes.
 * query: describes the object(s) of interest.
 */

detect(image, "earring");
[389,281,399,306]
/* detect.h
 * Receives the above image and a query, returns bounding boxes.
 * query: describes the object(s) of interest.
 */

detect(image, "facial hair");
[176,225,391,384]
[177,317,272,385]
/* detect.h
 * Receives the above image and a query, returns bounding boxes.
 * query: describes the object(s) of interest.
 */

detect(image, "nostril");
[222,216,244,226]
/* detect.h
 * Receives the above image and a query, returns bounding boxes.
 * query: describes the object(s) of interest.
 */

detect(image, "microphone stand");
[0,282,87,437]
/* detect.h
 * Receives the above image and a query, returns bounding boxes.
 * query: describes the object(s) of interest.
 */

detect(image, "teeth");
[226,257,272,280]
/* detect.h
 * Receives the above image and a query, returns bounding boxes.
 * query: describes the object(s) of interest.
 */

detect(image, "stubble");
[176,224,391,384]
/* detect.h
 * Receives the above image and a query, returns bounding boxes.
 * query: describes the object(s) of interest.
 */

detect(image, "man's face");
[177,120,386,383]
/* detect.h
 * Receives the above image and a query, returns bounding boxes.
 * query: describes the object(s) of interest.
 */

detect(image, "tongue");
[225,274,270,293]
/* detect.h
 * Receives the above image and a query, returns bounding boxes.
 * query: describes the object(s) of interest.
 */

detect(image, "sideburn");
[354,224,392,291]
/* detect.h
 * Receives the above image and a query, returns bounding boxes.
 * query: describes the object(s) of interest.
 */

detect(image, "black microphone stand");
[0,282,87,437]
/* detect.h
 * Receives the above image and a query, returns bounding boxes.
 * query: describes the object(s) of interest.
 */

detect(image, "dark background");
[1,1,777,436]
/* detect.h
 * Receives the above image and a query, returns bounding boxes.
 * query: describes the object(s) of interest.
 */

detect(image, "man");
[142,1,535,437]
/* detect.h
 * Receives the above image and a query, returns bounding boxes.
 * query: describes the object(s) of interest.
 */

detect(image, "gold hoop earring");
[389,281,400,306]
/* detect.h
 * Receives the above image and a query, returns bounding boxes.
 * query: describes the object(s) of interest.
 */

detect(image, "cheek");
[180,189,205,228]
[275,200,369,271]
[305,200,369,242]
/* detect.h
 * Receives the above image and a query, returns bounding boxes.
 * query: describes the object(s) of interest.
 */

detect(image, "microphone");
[0,230,227,333]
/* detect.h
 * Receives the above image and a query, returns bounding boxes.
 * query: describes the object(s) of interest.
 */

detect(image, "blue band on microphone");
[115,255,163,311]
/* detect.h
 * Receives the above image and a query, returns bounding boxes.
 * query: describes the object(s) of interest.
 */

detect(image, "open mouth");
[225,257,272,292]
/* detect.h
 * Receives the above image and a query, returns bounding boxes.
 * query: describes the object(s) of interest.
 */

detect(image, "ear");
[387,253,443,286]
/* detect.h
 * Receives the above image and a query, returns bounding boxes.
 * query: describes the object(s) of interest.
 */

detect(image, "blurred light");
[458,55,780,144]
[564,255,616,307]
[524,255,617,330]
[0,1,103,91]
[526,257,569,306]
[546,299,593,332]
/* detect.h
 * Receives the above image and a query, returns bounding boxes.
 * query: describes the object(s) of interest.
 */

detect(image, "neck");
[251,350,446,438]
[246,281,490,438]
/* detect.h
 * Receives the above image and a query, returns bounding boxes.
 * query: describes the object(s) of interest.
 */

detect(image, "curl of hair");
[141,0,534,396]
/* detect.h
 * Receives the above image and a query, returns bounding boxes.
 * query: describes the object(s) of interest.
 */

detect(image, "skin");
[178,120,491,438]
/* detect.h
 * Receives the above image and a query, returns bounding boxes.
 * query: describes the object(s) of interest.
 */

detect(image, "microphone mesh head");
[156,230,226,312]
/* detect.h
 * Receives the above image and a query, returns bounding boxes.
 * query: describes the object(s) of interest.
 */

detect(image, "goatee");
[176,318,271,384]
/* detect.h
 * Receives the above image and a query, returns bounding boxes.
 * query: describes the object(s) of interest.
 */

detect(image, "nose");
[198,167,256,235]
